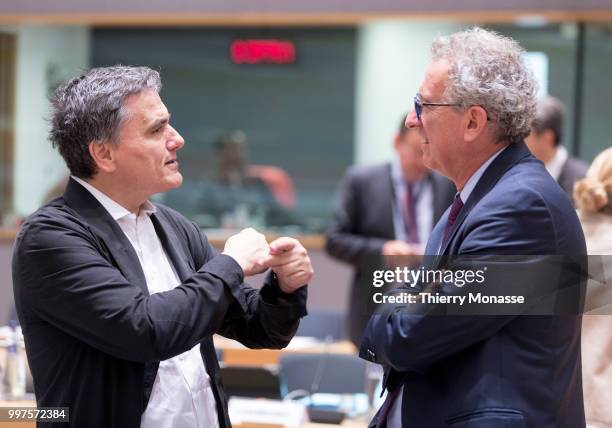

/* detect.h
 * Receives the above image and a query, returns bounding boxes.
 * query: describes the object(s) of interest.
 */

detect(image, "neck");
[451,143,506,191]
[541,146,558,165]
[85,176,146,213]
[404,170,426,184]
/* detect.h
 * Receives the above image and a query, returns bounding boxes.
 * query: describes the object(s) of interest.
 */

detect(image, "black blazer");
[325,163,455,344]
[12,178,307,428]
[558,154,589,199]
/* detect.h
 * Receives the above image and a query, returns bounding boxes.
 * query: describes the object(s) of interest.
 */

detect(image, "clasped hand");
[223,228,313,294]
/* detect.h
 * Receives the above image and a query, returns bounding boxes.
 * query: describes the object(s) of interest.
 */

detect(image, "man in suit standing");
[525,95,588,199]
[12,66,313,428]
[326,116,454,345]
[360,28,587,427]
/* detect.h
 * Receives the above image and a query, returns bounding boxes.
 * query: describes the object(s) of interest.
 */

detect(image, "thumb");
[269,237,296,255]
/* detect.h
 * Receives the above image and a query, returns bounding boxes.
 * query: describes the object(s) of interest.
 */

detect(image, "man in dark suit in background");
[360,28,587,427]
[525,95,588,199]
[325,117,454,345]
[12,66,313,428]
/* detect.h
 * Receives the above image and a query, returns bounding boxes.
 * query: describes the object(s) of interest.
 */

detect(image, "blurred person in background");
[215,130,295,209]
[12,65,312,428]
[169,130,299,230]
[325,115,454,345]
[213,130,280,228]
[574,146,612,428]
[525,95,588,200]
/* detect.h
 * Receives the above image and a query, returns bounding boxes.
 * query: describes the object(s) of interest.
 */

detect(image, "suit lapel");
[437,142,533,256]
[381,163,396,239]
[62,178,149,296]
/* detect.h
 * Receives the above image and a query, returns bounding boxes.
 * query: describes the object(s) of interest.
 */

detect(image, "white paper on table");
[228,397,307,427]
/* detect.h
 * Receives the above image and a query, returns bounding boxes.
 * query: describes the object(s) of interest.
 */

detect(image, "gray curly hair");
[50,65,162,178]
[431,27,537,145]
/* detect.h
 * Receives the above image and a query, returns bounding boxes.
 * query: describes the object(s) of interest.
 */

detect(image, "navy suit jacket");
[360,142,587,427]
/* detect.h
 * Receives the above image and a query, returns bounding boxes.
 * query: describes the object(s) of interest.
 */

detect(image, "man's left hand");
[260,237,313,294]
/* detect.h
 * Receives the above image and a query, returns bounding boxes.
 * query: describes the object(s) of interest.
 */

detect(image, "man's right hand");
[383,240,424,268]
[383,240,423,256]
[223,228,270,276]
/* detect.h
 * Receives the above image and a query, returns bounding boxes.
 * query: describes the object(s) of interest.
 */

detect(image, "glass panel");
[489,23,580,154]
[581,23,612,162]
[92,27,356,233]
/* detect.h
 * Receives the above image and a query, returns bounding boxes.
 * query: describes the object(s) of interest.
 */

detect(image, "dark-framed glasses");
[414,93,461,121]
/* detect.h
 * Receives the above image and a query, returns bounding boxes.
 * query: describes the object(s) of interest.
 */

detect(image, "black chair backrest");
[295,308,346,341]
[278,353,366,398]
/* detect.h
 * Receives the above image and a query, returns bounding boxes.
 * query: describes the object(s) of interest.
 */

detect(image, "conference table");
[0,403,366,428]
[214,335,357,367]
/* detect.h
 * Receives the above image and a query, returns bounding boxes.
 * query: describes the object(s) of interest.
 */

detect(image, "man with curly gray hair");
[360,28,587,427]
[12,65,313,428]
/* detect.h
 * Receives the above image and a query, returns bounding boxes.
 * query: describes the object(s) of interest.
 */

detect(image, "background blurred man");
[326,116,454,345]
[525,95,588,199]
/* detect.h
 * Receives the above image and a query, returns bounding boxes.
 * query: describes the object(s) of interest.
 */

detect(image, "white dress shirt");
[457,145,508,205]
[72,177,219,428]
[544,145,568,182]
[390,156,434,244]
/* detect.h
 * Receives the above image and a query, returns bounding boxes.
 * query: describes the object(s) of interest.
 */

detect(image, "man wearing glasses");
[326,115,454,346]
[360,28,586,427]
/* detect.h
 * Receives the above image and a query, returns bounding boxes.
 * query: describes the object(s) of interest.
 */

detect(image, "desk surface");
[0,229,15,242]
[0,400,35,428]
[0,400,366,428]
[0,228,325,250]
[235,421,366,428]
[215,336,357,367]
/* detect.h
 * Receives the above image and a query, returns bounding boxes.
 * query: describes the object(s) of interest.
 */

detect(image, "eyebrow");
[417,92,431,102]
[147,114,170,131]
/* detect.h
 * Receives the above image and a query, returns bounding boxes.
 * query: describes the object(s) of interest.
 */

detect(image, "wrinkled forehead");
[419,59,450,101]
[122,89,169,125]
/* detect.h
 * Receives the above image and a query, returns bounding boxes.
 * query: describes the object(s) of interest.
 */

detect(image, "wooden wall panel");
[0,33,15,218]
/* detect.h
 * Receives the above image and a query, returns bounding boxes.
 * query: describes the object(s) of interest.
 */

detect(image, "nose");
[405,109,420,129]
[167,125,185,151]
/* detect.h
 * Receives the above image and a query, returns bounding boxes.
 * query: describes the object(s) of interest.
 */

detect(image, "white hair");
[432,27,538,144]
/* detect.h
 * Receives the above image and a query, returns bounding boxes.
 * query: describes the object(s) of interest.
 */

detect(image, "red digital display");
[230,39,296,65]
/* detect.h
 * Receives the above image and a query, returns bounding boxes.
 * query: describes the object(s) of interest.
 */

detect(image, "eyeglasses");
[414,93,461,121]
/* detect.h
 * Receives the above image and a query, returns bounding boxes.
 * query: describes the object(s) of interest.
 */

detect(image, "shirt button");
[367,349,376,360]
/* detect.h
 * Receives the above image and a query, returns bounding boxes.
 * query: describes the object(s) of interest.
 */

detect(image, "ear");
[541,129,556,148]
[463,105,489,143]
[393,133,402,152]
[88,140,117,174]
